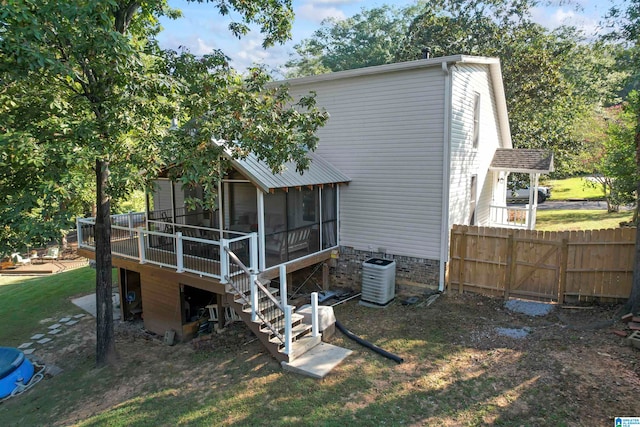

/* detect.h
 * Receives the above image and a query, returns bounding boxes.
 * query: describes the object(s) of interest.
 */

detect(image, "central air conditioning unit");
[360,258,396,307]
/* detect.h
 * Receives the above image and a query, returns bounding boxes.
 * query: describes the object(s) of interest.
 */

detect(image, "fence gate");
[447,225,634,303]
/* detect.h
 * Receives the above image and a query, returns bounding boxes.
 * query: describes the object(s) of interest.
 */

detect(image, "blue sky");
[157,0,620,75]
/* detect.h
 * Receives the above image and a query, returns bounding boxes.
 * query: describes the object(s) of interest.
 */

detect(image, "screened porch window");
[322,186,337,249]
[263,186,337,268]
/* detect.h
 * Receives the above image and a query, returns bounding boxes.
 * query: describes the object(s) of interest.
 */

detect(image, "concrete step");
[281,342,353,379]
[282,334,322,360]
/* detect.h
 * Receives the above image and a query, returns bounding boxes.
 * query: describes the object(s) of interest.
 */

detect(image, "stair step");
[267,323,312,344]
[241,308,304,328]
[282,334,322,360]
[231,286,280,298]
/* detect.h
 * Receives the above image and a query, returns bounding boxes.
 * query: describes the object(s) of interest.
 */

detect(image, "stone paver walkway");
[18,314,88,356]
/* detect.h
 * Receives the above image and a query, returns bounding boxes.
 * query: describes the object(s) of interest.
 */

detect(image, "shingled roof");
[489,149,554,174]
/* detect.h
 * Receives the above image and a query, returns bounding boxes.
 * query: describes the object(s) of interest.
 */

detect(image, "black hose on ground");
[335,319,404,364]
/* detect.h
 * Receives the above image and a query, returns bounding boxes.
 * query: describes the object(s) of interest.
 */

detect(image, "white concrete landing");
[281,342,352,379]
[72,293,121,320]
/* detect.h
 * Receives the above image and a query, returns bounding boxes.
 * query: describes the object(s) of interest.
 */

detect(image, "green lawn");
[536,209,633,231]
[545,176,605,201]
[0,263,633,425]
[0,267,96,346]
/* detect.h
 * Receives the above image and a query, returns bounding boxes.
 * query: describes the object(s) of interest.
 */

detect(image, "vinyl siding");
[448,64,504,227]
[288,68,446,260]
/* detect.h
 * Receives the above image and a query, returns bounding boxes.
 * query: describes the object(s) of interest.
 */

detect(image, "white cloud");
[194,38,216,55]
[296,3,347,23]
[228,34,293,75]
[531,6,601,35]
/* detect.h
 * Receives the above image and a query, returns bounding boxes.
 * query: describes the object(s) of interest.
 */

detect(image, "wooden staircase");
[226,284,321,362]
[223,248,353,377]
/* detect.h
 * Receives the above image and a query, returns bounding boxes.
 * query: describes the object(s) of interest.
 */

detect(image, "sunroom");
[78,152,350,281]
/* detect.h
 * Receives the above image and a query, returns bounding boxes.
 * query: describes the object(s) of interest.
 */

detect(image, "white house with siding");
[283,55,552,291]
[77,54,551,361]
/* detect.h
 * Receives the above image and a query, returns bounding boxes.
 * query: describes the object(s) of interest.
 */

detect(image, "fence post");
[279,264,288,308]
[558,236,569,304]
[138,228,146,264]
[311,292,319,338]
[176,232,184,273]
[220,239,228,284]
[504,233,514,300]
[250,273,258,322]
[457,227,468,294]
[284,305,293,356]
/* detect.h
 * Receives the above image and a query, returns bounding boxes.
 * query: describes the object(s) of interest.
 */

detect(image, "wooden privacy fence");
[447,225,636,302]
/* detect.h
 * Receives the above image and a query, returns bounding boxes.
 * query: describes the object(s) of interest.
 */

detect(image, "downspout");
[336,185,341,247]
[438,61,453,292]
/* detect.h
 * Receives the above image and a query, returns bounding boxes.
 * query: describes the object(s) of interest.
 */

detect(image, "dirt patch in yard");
[5,292,640,426]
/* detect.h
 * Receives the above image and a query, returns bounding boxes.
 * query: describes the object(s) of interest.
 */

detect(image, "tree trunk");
[627,106,640,314]
[95,159,116,366]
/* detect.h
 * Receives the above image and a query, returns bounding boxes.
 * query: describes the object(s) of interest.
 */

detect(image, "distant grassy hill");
[545,177,605,201]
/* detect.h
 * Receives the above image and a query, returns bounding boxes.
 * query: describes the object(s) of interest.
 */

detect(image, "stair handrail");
[224,246,287,346]
[255,280,283,312]
[226,248,252,276]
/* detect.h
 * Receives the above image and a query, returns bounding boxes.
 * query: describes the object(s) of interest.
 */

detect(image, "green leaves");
[0,0,303,250]
[286,4,413,77]
[163,54,328,211]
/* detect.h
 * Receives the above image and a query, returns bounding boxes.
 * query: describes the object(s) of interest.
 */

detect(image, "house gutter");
[438,61,454,292]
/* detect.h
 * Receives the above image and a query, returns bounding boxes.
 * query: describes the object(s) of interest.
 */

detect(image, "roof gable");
[490,149,554,173]
[229,152,351,192]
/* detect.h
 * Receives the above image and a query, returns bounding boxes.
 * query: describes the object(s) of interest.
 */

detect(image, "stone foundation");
[330,246,440,293]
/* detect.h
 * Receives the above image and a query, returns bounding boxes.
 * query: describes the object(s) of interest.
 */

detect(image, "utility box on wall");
[361,258,396,307]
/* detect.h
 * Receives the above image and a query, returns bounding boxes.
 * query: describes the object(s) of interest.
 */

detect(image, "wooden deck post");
[322,262,330,290]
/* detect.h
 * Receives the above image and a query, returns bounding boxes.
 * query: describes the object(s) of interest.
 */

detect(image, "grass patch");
[0,272,633,426]
[536,209,633,231]
[546,177,604,201]
[0,267,95,346]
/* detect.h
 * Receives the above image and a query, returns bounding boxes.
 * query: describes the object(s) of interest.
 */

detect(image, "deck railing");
[77,212,258,281]
[225,248,319,356]
[489,205,536,230]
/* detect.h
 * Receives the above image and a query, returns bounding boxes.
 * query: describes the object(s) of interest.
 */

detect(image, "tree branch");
[115,1,140,34]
